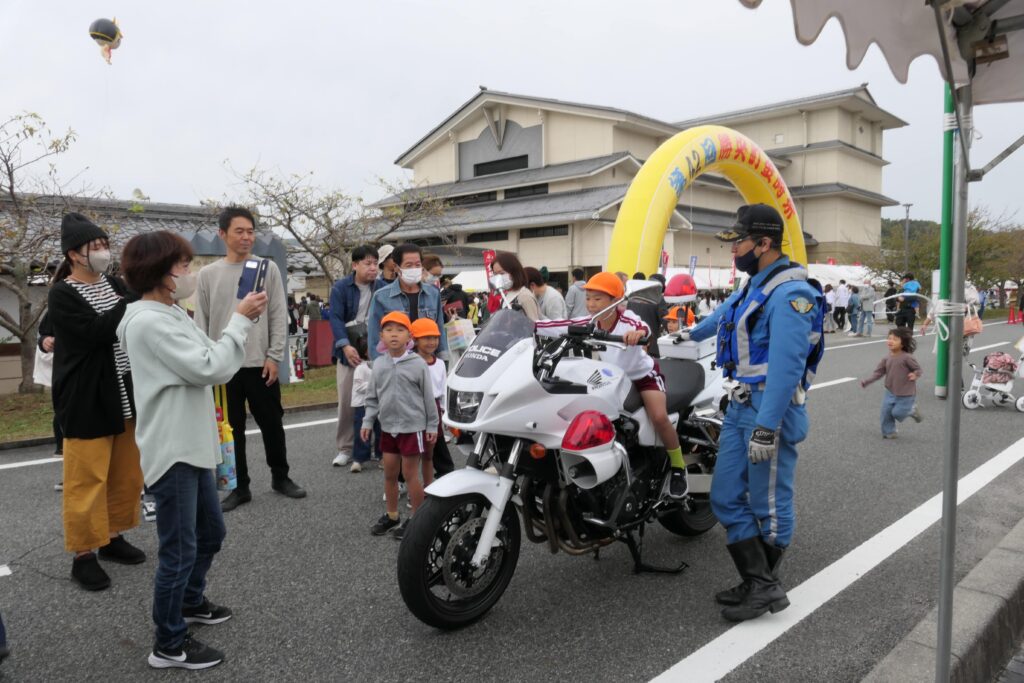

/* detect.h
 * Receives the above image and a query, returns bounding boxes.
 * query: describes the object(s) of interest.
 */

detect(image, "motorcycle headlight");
[448,389,483,423]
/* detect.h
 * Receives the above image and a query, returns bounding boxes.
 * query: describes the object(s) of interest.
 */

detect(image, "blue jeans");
[881,389,915,436]
[849,309,859,333]
[710,394,808,547]
[857,310,874,336]
[149,463,226,650]
[353,406,382,463]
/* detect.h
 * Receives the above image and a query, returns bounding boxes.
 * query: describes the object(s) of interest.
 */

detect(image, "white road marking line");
[244,417,337,436]
[0,457,62,471]
[808,377,855,391]
[826,320,1009,351]
[970,341,1008,353]
[651,436,1024,683]
[0,565,11,577]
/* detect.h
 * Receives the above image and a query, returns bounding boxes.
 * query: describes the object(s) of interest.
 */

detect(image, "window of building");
[474,155,529,177]
[466,230,509,243]
[448,191,497,206]
[504,183,548,199]
[774,133,785,144]
[520,225,569,239]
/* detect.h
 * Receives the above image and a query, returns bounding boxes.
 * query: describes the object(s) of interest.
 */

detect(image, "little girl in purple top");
[860,327,923,439]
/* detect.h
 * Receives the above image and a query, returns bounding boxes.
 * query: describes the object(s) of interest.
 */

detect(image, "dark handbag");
[345,321,368,345]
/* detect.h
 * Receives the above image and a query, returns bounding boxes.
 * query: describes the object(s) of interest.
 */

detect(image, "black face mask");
[734,242,762,276]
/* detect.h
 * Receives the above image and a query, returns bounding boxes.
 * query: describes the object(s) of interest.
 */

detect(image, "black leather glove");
[748,426,778,464]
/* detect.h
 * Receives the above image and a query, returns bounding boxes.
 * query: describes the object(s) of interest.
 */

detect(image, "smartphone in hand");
[236,258,269,299]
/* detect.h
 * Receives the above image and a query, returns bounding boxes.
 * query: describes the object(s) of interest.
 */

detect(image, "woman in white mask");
[48,212,146,592]
[117,231,267,670]
[490,251,540,321]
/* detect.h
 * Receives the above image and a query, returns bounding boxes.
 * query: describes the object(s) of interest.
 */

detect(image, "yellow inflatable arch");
[606,125,806,276]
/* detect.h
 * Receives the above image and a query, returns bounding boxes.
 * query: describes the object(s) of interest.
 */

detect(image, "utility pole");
[902,203,913,273]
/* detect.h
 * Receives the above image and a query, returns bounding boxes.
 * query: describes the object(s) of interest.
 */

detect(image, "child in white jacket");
[349,337,379,473]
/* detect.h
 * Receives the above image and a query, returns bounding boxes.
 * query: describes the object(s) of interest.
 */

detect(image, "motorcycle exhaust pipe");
[556,487,613,556]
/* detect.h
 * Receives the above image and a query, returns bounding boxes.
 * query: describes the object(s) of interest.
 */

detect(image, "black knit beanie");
[61,212,108,255]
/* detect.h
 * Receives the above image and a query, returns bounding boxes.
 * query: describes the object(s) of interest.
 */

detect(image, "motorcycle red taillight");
[561,410,615,451]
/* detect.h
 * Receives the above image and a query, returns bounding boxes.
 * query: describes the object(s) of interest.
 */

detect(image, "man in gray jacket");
[854,281,877,337]
[195,207,306,511]
[564,268,588,318]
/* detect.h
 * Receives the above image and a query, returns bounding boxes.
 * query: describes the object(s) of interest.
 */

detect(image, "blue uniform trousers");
[710,393,807,548]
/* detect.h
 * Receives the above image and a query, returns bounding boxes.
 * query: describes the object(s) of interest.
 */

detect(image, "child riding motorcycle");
[535,272,689,499]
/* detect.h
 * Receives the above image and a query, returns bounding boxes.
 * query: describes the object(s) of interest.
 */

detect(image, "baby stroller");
[962,351,1024,411]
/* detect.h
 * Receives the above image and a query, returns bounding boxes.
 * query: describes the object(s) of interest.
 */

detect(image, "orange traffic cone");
[1009,306,1018,324]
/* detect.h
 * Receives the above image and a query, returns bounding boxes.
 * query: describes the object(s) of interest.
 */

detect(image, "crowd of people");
[25,200,934,669]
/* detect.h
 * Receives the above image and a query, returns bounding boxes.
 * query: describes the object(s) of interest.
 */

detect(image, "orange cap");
[410,318,441,338]
[380,311,412,331]
[584,271,625,300]
[663,306,683,321]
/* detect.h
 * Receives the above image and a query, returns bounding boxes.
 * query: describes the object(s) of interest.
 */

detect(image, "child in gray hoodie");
[362,311,438,538]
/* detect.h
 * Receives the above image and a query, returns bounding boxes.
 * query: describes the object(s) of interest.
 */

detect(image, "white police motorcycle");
[397,282,725,629]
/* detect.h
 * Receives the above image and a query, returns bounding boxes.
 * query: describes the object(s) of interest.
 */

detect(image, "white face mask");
[424,273,440,285]
[490,273,512,290]
[400,268,422,285]
[83,249,111,273]
[170,272,197,301]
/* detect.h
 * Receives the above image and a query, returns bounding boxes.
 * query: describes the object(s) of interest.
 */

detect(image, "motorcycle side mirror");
[625,280,661,299]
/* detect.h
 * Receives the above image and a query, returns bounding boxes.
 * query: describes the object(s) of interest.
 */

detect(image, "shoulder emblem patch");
[789,297,814,314]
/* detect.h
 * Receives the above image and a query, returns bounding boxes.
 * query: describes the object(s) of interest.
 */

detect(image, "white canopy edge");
[740,0,1024,105]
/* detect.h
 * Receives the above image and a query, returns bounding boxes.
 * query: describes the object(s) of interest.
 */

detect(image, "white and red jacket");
[535,310,654,381]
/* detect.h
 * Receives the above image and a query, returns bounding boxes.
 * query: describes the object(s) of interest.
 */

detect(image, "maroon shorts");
[380,431,426,457]
[633,361,667,393]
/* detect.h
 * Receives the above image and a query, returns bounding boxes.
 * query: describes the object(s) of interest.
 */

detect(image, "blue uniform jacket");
[690,257,820,431]
[367,279,449,360]
[328,275,384,365]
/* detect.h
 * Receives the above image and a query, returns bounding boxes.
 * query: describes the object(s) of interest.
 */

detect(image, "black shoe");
[716,540,785,606]
[271,478,307,499]
[392,518,410,540]
[667,468,688,500]
[98,535,146,565]
[0,645,8,663]
[220,488,252,512]
[71,553,111,591]
[371,513,400,536]
[148,633,224,670]
[720,537,790,622]
[183,597,233,625]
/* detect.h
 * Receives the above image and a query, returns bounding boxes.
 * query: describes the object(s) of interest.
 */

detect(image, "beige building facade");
[378,85,905,282]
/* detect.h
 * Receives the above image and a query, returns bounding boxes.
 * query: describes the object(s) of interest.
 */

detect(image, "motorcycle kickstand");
[622,524,688,575]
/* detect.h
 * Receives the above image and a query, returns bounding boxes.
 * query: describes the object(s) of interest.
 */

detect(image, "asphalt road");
[3,321,1024,682]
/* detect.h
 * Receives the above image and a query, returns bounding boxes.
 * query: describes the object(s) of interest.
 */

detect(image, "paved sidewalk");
[997,641,1024,682]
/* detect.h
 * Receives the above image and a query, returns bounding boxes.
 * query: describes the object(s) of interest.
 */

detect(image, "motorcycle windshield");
[453,308,534,378]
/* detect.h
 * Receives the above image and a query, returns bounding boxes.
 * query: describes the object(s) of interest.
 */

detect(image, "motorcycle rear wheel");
[398,494,521,629]
[658,497,718,536]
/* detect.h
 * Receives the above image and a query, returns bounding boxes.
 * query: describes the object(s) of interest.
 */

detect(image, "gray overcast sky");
[4,0,1023,225]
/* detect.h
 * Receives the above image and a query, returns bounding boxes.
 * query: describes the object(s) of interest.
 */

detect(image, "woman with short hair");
[117,231,267,670]
[489,251,540,321]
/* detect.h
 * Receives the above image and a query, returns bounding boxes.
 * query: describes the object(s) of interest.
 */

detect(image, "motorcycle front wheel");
[398,494,521,629]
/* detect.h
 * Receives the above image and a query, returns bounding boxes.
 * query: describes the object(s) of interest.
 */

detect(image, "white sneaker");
[332,452,351,467]
[847,332,858,337]
[350,462,362,473]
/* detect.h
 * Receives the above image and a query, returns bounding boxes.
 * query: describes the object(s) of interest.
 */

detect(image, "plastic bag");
[33,347,53,387]
[214,385,237,491]
[445,316,476,352]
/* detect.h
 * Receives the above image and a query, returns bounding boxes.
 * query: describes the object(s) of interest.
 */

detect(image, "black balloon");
[89,18,120,44]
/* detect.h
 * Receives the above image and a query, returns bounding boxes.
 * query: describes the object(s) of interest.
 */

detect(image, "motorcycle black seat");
[621,358,705,415]
[660,358,705,414]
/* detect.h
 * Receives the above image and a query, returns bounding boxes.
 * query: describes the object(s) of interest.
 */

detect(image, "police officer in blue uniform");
[680,204,823,622]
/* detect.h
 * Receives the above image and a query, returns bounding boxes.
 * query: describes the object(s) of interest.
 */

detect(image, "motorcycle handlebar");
[592,328,648,346]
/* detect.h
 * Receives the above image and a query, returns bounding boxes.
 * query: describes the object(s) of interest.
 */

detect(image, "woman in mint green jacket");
[117,231,266,671]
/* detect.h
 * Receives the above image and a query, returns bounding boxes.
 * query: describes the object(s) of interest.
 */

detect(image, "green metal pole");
[935,84,954,397]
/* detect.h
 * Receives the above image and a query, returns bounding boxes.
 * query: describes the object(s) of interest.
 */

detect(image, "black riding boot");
[715,539,785,606]
[719,537,789,621]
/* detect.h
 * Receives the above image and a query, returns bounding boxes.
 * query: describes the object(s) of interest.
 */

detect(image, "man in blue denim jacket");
[368,243,448,362]
[328,245,383,468]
